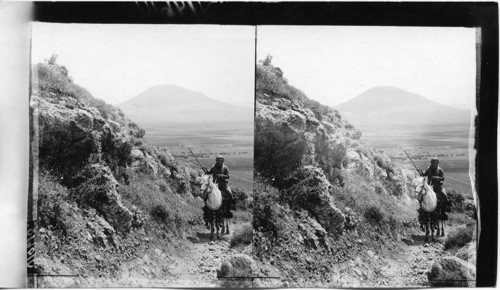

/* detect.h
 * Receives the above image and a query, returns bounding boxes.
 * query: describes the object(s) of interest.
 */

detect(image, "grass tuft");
[230,224,253,248]
[445,226,474,250]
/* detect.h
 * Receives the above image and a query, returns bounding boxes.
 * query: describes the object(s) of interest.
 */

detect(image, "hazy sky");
[32,23,255,107]
[257,26,477,109]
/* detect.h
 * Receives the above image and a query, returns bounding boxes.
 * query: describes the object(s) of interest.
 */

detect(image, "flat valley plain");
[143,123,254,193]
[142,121,474,197]
[360,122,475,198]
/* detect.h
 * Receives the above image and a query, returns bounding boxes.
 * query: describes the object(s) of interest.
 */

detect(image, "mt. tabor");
[118,85,253,128]
[335,86,471,132]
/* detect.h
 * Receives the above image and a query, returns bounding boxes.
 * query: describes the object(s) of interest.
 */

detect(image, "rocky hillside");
[252,60,476,287]
[30,60,250,287]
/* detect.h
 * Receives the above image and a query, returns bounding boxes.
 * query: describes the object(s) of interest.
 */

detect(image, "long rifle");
[403,149,423,175]
[186,146,206,171]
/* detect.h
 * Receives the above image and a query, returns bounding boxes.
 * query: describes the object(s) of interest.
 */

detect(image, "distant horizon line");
[113,83,254,109]
[331,85,473,111]
[112,83,470,111]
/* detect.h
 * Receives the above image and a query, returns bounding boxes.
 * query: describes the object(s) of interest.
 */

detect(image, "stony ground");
[166,222,250,287]
[36,211,473,288]
[36,215,250,288]
[329,222,469,287]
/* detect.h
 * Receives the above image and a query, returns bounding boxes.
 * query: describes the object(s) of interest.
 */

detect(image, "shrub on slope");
[34,60,127,125]
[253,59,417,285]
[33,58,209,283]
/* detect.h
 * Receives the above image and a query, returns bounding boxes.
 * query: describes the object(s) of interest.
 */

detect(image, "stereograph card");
[3,2,498,288]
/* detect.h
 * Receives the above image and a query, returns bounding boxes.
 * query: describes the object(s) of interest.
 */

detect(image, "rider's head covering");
[216,155,224,162]
[431,157,439,163]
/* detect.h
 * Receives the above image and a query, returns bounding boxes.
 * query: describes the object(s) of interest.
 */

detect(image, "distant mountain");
[118,84,253,128]
[335,86,471,131]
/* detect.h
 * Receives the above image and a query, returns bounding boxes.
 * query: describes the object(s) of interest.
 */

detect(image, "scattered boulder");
[346,149,361,162]
[217,254,258,278]
[456,241,477,266]
[366,250,375,259]
[343,207,360,231]
[128,148,145,168]
[401,237,414,246]
[130,205,147,228]
[427,256,476,287]
[186,233,199,243]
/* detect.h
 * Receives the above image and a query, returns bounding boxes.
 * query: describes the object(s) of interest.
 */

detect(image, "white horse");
[416,177,438,242]
[200,174,223,240]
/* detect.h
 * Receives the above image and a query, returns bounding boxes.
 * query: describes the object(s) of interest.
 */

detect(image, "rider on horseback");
[418,158,447,202]
[202,155,234,228]
[417,157,450,228]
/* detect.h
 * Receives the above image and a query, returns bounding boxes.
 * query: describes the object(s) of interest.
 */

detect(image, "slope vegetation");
[253,61,432,287]
[31,60,252,287]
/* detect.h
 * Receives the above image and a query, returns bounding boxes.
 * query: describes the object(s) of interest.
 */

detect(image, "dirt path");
[330,222,464,288]
[165,221,249,287]
[374,222,463,287]
[377,232,447,286]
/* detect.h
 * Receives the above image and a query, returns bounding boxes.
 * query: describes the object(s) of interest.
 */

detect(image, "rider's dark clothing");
[423,166,445,192]
[422,166,448,205]
[207,164,230,188]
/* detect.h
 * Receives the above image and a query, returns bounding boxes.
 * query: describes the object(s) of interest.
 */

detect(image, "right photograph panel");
[253,26,478,287]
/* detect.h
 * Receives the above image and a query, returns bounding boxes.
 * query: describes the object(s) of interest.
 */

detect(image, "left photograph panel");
[29,23,255,287]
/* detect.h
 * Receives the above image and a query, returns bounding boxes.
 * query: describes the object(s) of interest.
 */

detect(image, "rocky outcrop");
[128,148,145,168]
[35,96,133,182]
[427,256,476,287]
[297,213,329,250]
[284,166,345,235]
[256,94,414,193]
[72,164,133,232]
[85,214,117,248]
[256,91,416,235]
[33,79,180,234]
[256,100,348,180]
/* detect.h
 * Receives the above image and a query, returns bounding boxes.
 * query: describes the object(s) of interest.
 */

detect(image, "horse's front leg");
[425,220,429,243]
[431,220,437,242]
[440,221,445,236]
[220,218,225,235]
[215,216,220,240]
[225,218,230,235]
[210,220,214,241]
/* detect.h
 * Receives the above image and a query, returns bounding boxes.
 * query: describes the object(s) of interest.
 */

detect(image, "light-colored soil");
[36,218,249,288]
[373,230,450,287]
[328,222,467,288]
[166,222,249,287]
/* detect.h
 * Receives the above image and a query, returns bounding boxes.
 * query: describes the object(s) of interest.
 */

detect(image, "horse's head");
[201,174,219,197]
[200,174,212,194]
[413,176,432,193]
[415,176,431,196]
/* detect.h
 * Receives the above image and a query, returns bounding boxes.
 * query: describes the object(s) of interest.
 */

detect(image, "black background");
[33,2,498,286]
